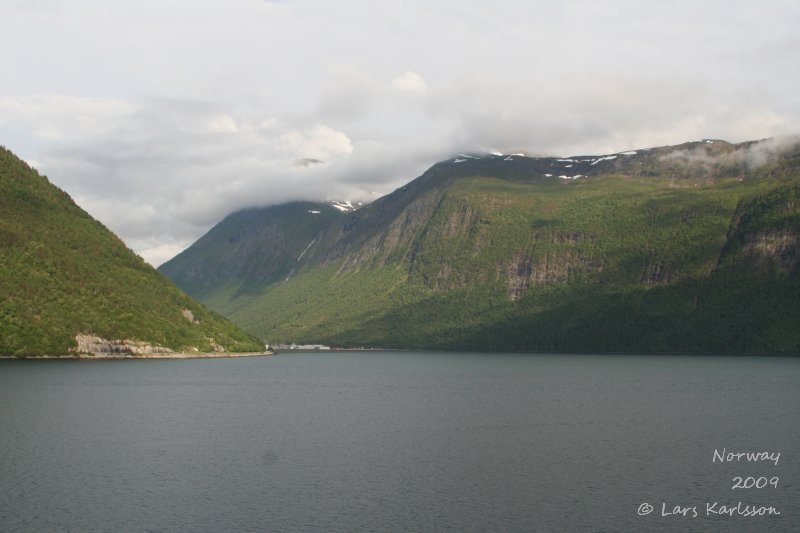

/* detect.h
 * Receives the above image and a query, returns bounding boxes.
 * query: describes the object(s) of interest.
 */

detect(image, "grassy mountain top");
[162,138,800,353]
[0,146,263,356]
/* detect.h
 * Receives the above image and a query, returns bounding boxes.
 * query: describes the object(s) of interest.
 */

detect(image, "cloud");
[424,76,798,156]
[315,68,378,122]
[390,71,428,94]
[206,113,238,133]
[133,243,188,269]
[274,124,353,161]
[0,93,136,140]
[291,157,324,167]
[659,135,800,170]
[743,135,800,168]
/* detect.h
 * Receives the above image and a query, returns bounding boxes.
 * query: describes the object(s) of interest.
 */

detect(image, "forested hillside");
[0,146,263,356]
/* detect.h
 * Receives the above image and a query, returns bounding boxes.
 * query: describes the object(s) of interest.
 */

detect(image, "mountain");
[158,201,347,301]
[0,146,263,356]
[160,138,800,353]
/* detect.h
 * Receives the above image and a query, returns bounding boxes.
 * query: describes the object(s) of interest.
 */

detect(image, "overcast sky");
[1,0,798,265]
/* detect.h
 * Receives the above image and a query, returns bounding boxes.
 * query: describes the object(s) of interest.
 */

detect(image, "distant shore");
[0,351,274,360]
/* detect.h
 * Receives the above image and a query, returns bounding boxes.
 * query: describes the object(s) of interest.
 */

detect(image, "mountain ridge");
[160,137,800,353]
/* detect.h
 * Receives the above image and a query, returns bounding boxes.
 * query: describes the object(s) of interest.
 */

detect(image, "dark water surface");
[1,352,798,532]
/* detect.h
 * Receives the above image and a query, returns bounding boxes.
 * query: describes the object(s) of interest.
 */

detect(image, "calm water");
[1,352,798,532]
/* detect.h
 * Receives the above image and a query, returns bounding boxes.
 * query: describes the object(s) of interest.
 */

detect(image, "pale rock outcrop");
[74,334,174,356]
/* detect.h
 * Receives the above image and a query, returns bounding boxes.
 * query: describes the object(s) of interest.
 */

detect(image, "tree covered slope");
[0,146,263,356]
[161,139,800,353]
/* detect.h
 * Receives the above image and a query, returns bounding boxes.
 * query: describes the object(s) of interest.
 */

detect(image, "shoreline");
[0,351,274,360]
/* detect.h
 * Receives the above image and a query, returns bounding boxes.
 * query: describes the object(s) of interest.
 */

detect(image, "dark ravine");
[160,137,800,353]
[0,146,264,357]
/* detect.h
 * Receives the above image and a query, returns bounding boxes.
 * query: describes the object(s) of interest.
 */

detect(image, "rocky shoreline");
[0,351,274,360]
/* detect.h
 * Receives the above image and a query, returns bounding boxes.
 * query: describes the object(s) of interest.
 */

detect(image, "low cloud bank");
[659,135,800,170]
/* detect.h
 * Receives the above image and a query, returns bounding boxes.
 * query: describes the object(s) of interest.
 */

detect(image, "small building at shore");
[272,343,331,351]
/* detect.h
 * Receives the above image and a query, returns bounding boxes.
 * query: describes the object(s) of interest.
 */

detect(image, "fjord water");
[1,353,798,532]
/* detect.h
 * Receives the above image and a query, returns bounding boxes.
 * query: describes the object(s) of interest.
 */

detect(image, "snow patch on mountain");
[330,200,356,212]
[590,155,617,165]
[297,239,316,262]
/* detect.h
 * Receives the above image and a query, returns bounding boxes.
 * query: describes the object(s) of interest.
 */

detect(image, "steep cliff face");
[504,233,602,301]
[327,185,450,273]
[743,229,800,271]
[718,185,800,274]
[161,137,800,353]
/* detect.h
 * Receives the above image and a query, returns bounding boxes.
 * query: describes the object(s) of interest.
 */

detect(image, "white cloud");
[424,75,797,156]
[274,124,353,161]
[136,242,190,268]
[34,124,64,141]
[206,113,238,133]
[0,93,136,139]
[659,134,800,170]
[391,71,428,94]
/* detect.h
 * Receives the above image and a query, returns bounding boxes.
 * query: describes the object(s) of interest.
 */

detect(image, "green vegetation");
[0,146,263,356]
[163,140,800,354]
[160,201,344,299]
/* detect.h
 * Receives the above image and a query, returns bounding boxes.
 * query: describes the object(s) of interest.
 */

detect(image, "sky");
[1,0,798,266]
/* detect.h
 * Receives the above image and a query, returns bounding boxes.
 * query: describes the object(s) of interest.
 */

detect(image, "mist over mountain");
[160,137,800,353]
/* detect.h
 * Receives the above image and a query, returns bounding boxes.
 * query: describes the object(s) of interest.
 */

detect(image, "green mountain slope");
[161,139,800,353]
[0,146,263,356]
[160,201,347,300]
